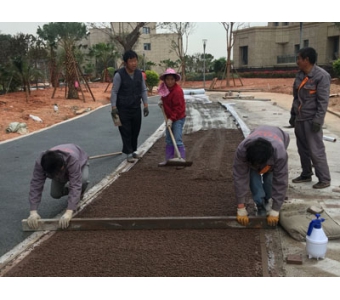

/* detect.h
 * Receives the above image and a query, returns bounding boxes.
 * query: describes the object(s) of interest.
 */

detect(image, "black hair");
[246,138,274,166]
[41,150,64,175]
[122,50,138,63]
[298,47,317,64]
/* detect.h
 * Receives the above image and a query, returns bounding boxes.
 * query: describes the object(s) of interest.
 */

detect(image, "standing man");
[110,50,149,163]
[27,144,90,229]
[233,125,290,227]
[289,47,331,189]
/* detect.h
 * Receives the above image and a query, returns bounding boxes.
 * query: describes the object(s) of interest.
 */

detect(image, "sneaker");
[132,152,141,159]
[313,182,330,189]
[126,154,136,163]
[292,175,312,183]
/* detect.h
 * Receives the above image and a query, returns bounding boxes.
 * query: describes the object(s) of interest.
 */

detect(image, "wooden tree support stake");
[22,216,275,231]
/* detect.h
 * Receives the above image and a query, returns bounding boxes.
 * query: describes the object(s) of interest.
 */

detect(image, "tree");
[333,58,340,78]
[88,22,148,54]
[221,22,244,87]
[88,42,117,81]
[158,22,196,82]
[145,70,159,93]
[37,22,88,99]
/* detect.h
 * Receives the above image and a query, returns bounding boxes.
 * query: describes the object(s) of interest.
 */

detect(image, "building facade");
[233,22,340,73]
[84,22,179,75]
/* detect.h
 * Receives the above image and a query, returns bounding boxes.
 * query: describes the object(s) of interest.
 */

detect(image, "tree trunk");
[65,50,79,99]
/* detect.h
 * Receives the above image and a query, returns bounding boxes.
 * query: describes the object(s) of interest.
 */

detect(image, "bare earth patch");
[1,78,340,143]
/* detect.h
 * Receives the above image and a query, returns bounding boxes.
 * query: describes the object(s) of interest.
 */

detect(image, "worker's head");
[246,138,274,168]
[41,150,65,177]
[160,68,181,88]
[297,47,317,66]
[122,50,138,73]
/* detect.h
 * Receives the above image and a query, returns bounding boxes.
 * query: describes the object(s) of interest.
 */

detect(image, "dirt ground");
[4,128,274,277]
[1,77,340,143]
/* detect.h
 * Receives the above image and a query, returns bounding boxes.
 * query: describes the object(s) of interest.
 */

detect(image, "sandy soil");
[1,78,340,143]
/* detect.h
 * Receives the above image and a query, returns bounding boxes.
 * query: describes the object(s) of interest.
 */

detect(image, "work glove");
[143,107,149,117]
[166,119,173,127]
[59,209,73,229]
[27,210,41,230]
[158,101,163,109]
[289,115,295,127]
[267,209,279,226]
[111,108,119,118]
[236,207,249,226]
[312,121,321,133]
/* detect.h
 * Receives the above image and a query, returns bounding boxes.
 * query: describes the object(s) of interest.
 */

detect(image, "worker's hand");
[312,121,321,133]
[236,207,249,226]
[289,115,295,127]
[158,101,163,109]
[267,209,279,226]
[111,108,119,118]
[27,210,41,230]
[59,210,73,229]
[166,119,173,127]
[143,107,149,117]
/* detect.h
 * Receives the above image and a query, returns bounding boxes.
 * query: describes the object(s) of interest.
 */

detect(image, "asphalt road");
[0,95,162,257]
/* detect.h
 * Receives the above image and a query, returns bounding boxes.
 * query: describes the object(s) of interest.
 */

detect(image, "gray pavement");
[0,95,163,257]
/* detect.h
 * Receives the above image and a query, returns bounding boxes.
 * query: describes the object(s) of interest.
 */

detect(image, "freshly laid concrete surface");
[215,91,340,277]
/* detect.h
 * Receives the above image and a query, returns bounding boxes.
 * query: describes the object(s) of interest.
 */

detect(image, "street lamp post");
[143,52,146,70]
[202,39,207,89]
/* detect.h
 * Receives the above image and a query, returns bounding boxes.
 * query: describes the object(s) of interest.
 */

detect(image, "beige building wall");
[84,22,179,75]
[233,22,340,70]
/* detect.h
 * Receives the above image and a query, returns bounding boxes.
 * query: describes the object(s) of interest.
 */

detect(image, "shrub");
[333,59,340,78]
[145,70,159,93]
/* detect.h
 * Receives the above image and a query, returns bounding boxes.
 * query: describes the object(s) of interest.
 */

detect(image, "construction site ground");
[1,78,340,295]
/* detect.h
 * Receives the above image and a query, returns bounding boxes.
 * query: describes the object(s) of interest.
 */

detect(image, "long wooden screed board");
[22,216,274,231]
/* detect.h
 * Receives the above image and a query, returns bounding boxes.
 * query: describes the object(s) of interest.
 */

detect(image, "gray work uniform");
[233,125,290,212]
[29,144,89,211]
[290,65,331,183]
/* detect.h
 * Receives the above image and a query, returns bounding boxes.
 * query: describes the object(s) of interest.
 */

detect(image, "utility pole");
[299,22,303,49]
[202,39,207,89]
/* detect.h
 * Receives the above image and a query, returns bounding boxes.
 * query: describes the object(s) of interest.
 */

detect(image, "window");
[294,44,300,54]
[142,27,150,34]
[283,22,289,26]
[143,43,151,51]
[274,22,279,26]
[303,40,309,47]
[240,46,248,65]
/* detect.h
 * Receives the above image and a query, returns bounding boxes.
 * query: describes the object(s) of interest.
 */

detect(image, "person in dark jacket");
[27,144,89,229]
[289,47,331,189]
[110,50,149,163]
[233,125,290,226]
[157,68,186,166]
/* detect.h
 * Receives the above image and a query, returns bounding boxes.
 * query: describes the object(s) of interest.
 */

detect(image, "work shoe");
[313,182,330,189]
[292,175,312,183]
[255,204,267,216]
[132,152,141,159]
[126,154,136,163]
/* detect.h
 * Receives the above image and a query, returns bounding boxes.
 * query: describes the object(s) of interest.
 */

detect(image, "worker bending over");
[233,125,290,226]
[27,144,89,229]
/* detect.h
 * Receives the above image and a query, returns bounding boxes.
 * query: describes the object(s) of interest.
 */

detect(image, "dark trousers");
[295,120,331,182]
[118,107,142,155]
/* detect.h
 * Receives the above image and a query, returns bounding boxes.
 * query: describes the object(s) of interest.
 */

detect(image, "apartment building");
[84,22,179,75]
[233,22,340,72]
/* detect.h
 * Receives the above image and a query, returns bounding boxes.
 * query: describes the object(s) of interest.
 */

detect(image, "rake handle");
[160,105,182,159]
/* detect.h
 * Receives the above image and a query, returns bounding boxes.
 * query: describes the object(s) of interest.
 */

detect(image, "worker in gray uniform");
[233,125,290,226]
[289,47,331,189]
[27,144,89,229]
